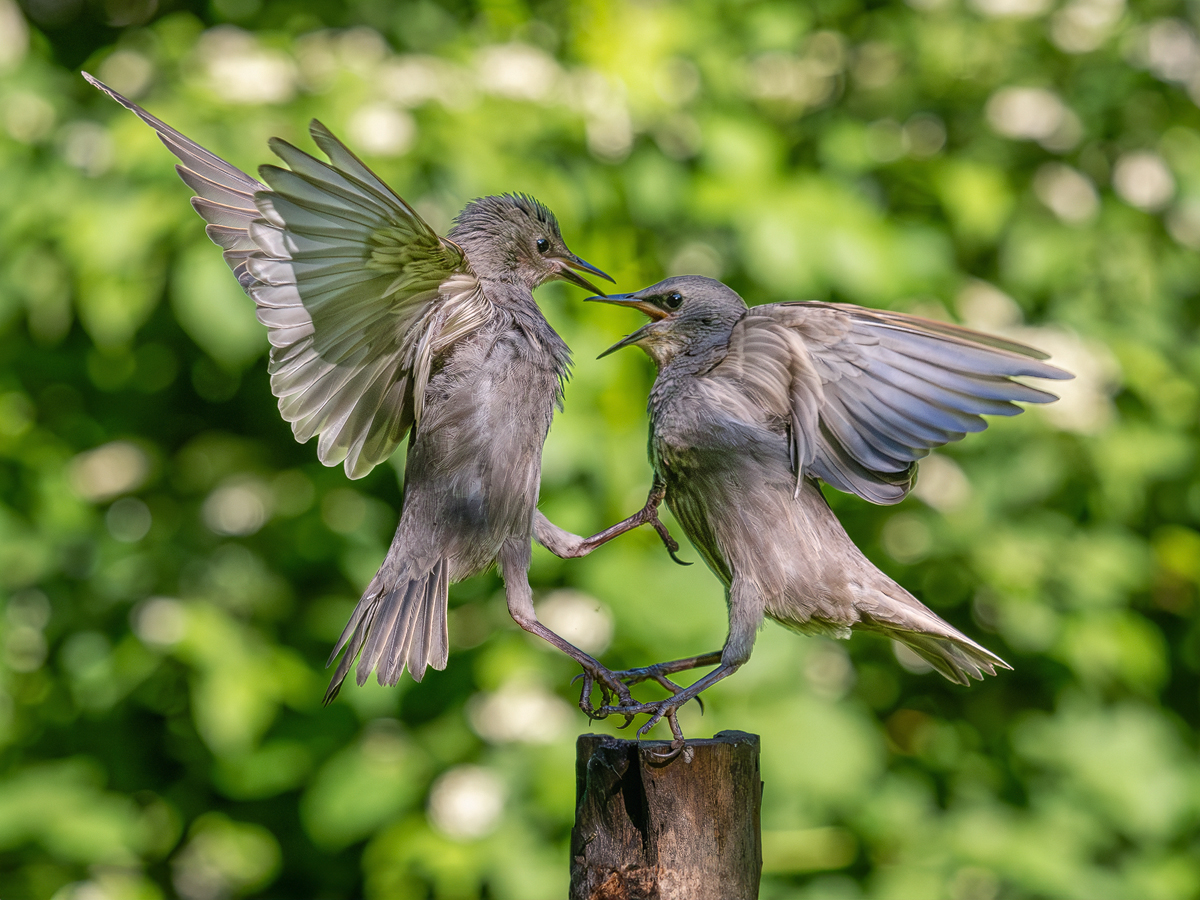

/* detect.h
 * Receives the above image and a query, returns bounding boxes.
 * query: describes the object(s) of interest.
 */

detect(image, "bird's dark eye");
[662,291,684,310]
[536,238,550,253]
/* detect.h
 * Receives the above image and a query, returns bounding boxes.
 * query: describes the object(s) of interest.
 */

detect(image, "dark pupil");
[536,238,550,253]
[663,292,683,309]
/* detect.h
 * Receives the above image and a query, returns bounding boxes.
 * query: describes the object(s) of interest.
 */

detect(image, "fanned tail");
[323,558,450,704]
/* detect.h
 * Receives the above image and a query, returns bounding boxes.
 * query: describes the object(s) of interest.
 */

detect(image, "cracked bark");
[569,731,763,900]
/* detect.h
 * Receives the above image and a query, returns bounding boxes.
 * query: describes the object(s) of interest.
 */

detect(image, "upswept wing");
[711,301,1072,504]
[84,74,478,479]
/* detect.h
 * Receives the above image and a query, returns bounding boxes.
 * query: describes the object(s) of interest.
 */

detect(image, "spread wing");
[710,301,1073,504]
[85,74,479,479]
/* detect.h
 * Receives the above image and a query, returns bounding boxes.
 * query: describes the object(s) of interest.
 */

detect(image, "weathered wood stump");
[569,731,763,900]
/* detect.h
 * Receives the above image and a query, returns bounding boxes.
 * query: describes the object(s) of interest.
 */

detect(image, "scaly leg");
[611,650,724,690]
[596,650,724,715]
[533,482,689,565]
[498,539,634,715]
[605,577,762,757]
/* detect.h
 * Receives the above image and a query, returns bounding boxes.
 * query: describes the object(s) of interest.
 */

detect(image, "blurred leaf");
[1,0,1198,897]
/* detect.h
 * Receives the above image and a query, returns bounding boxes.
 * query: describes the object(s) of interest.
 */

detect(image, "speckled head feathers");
[448,193,569,287]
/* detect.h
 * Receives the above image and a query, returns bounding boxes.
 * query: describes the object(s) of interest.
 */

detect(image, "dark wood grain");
[569,731,763,900]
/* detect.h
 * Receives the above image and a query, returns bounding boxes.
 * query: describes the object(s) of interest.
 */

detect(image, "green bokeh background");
[2,0,1200,897]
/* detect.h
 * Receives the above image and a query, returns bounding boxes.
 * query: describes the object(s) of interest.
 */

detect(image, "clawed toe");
[606,666,705,715]
[600,699,694,761]
[575,664,636,718]
[646,740,693,763]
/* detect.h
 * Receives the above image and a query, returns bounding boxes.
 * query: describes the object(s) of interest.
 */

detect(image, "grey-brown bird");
[85,74,667,705]
[590,276,1071,747]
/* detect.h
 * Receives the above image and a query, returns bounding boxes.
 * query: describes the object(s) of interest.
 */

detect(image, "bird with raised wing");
[85,74,672,707]
[590,275,1072,751]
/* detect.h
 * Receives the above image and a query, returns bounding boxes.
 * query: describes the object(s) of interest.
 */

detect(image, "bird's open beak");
[587,292,665,358]
[556,255,614,295]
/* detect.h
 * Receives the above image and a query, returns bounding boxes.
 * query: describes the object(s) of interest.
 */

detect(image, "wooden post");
[569,730,763,900]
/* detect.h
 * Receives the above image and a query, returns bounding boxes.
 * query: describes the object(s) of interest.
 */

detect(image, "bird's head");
[448,193,612,293]
[589,275,748,367]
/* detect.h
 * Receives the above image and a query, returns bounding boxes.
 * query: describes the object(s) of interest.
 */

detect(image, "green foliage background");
[2,0,1200,897]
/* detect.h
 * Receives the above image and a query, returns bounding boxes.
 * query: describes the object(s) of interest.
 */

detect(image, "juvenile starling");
[591,275,1071,749]
[85,74,667,706]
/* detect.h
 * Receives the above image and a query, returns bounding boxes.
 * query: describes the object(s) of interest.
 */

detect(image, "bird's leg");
[498,540,634,716]
[611,650,724,689]
[525,620,639,714]
[617,579,758,742]
[533,482,689,565]
[602,662,742,754]
[601,650,724,714]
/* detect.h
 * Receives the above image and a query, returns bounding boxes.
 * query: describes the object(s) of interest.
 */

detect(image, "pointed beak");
[556,255,614,295]
[586,292,666,358]
[584,292,668,320]
[596,323,657,358]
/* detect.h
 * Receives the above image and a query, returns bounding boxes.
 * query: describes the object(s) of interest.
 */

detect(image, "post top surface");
[577,730,759,749]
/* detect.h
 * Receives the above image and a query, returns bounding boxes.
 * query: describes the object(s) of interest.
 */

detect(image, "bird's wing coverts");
[712,301,1072,504]
[85,74,479,479]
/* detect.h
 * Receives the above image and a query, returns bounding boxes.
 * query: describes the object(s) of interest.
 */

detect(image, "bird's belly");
[664,452,865,621]
[401,343,562,569]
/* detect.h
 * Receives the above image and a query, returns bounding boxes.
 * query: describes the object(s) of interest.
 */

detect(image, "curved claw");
[574,659,639,721]
[577,670,616,719]
[649,513,692,566]
[645,708,691,761]
[636,715,663,739]
[576,671,598,717]
[647,743,688,762]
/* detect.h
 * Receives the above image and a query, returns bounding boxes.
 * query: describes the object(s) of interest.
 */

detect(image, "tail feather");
[357,583,407,682]
[404,588,428,681]
[886,628,1009,685]
[323,559,450,704]
[856,585,1010,686]
[374,580,419,686]
[326,594,373,668]
[323,612,373,704]
[409,562,450,678]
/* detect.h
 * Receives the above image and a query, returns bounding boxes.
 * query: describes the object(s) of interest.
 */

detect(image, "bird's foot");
[645,706,694,763]
[573,664,636,719]
[637,485,691,566]
[598,693,692,743]
[606,663,705,714]
[647,512,691,566]
[597,661,736,760]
